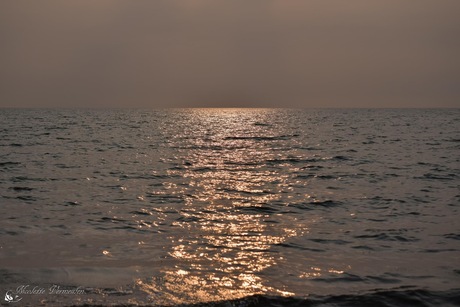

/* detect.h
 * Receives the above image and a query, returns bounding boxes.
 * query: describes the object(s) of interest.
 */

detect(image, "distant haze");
[1,1,459,108]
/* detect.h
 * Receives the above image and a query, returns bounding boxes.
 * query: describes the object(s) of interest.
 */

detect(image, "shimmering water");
[0,108,459,306]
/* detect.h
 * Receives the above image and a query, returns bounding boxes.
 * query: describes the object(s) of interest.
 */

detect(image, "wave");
[69,288,460,307]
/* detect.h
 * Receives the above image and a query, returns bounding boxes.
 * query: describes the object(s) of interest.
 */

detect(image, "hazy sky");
[1,1,459,108]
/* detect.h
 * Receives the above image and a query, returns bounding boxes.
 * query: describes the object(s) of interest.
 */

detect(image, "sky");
[0,1,459,108]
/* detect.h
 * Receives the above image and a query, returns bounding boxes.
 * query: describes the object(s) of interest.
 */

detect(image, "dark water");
[0,108,459,306]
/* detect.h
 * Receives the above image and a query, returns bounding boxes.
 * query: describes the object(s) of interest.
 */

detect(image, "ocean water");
[0,108,459,306]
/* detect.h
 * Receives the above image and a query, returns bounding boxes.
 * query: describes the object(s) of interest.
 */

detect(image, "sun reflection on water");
[137,109,308,303]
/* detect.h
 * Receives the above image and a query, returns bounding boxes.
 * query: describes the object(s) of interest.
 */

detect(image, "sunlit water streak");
[0,108,459,306]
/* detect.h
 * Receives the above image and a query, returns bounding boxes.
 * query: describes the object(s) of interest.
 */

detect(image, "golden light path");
[133,109,336,304]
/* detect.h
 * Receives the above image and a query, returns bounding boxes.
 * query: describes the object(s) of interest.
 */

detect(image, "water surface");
[0,108,459,306]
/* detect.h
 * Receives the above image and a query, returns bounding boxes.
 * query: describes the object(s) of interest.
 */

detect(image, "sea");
[0,108,459,306]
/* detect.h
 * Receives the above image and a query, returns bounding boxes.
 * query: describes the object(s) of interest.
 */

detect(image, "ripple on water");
[0,109,459,306]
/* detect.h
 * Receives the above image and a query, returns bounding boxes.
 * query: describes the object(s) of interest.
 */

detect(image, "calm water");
[0,108,459,306]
